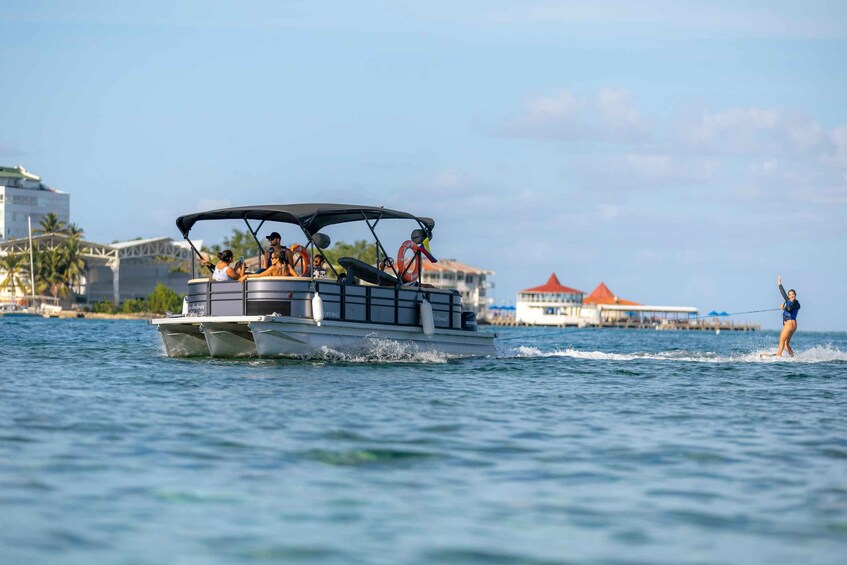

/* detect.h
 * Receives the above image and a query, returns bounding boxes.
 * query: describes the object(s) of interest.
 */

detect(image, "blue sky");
[2,1,845,330]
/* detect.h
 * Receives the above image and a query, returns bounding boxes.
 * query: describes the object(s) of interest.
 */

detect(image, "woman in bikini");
[239,250,291,282]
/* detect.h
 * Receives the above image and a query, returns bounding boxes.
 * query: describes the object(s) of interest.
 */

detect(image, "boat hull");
[155,321,211,357]
[150,315,496,359]
[200,321,258,357]
[250,317,496,358]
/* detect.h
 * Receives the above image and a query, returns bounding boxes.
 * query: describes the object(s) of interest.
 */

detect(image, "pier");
[485,318,760,331]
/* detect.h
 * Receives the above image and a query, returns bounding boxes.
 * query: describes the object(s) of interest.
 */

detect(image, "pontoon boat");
[149,204,496,358]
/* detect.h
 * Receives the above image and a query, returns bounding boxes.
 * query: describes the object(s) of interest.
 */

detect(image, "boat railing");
[184,276,465,330]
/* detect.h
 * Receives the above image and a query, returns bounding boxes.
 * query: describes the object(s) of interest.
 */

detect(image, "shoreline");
[54,311,152,320]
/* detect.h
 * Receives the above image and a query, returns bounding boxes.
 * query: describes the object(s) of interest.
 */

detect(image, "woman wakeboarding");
[777,275,800,357]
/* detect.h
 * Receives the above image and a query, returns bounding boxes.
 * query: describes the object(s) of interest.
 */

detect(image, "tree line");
[0,212,85,301]
[1,221,377,311]
[0,213,183,313]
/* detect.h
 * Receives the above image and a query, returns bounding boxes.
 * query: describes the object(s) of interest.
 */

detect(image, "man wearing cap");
[264,232,293,271]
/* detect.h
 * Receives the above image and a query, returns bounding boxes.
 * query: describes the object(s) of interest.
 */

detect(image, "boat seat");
[338,257,398,287]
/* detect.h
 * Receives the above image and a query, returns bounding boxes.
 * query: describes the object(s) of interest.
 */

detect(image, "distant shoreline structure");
[488,273,759,331]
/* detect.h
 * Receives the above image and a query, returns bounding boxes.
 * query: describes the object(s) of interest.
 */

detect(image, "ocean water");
[2,319,846,564]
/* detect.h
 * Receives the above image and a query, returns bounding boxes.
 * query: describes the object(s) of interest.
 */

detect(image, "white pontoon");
[150,204,496,358]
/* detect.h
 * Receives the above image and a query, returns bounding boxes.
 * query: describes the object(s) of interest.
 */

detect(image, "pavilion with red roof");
[582,282,640,306]
[514,275,698,327]
[520,273,585,296]
[515,273,585,326]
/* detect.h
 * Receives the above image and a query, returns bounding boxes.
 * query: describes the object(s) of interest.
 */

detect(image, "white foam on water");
[309,338,452,364]
[503,344,847,364]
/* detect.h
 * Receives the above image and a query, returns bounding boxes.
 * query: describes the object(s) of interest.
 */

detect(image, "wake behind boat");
[150,203,496,358]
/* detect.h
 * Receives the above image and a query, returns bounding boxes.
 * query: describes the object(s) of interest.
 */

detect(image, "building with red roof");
[513,275,698,326]
[516,273,585,326]
[582,282,640,306]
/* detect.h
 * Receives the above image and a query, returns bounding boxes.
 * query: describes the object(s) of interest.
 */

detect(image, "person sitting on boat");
[239,250,291,282]
[211,250,246,282]
[264,231,295,271]
[309,255,328,278]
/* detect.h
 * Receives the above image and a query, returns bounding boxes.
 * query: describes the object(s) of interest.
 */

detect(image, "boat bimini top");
[176,203,436,285]
[176,203,435,238]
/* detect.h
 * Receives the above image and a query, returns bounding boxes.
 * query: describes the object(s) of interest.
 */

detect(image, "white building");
[514,276,699,326]
[515,273,586,326]
[0,234,197,305]
[581,282,697,325]
[420,259,494,319]
[0,165,70,240]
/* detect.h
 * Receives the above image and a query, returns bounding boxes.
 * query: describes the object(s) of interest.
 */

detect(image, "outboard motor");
[461,311,477,331]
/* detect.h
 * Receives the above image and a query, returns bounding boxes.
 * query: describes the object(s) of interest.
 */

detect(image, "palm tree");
[32,248,63,299]
[0,253,30,298]
[66,223,85,239]
[61,235,86,294]
[36,212,66,235]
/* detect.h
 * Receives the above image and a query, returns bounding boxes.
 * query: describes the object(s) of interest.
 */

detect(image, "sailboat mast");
[28,216,36,306]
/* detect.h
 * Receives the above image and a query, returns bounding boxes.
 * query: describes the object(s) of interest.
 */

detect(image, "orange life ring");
[289,244,310,276]
[396,240,420,283]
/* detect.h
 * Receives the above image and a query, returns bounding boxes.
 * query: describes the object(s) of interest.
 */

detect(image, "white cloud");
[596,88,648,139]
[622,154,720,183]
[824,125,847,169]
[598,204,621,222]
[491,89,845,220]
[495,89,589,140]
[749,158,779,176]
[526,89,586,120]
[680,107,830,155]
[493,87,648,142]
[624,154,673,177]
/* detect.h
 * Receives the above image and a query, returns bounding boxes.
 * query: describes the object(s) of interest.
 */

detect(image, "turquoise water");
[2,319,846,564]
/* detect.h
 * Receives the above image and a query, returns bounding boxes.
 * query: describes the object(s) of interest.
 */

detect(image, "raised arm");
[778,275,789,301]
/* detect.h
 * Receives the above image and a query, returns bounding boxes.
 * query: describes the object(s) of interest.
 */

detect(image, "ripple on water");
[2,321,847,564]
[300,448,442,466]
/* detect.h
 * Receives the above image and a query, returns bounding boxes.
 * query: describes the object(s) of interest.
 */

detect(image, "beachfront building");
[0,234,197,305]
[513,275,699,327]
[581,282,698,326]
[421,259,494,319]
[580,282,641,324]
[515,273,585,326]
[0,165,70,241]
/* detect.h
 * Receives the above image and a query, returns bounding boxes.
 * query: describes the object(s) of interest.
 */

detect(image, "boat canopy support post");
[294,224,340,279]
[183,236,213,273]
[243,219,266,262]
[361,212,401,280]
